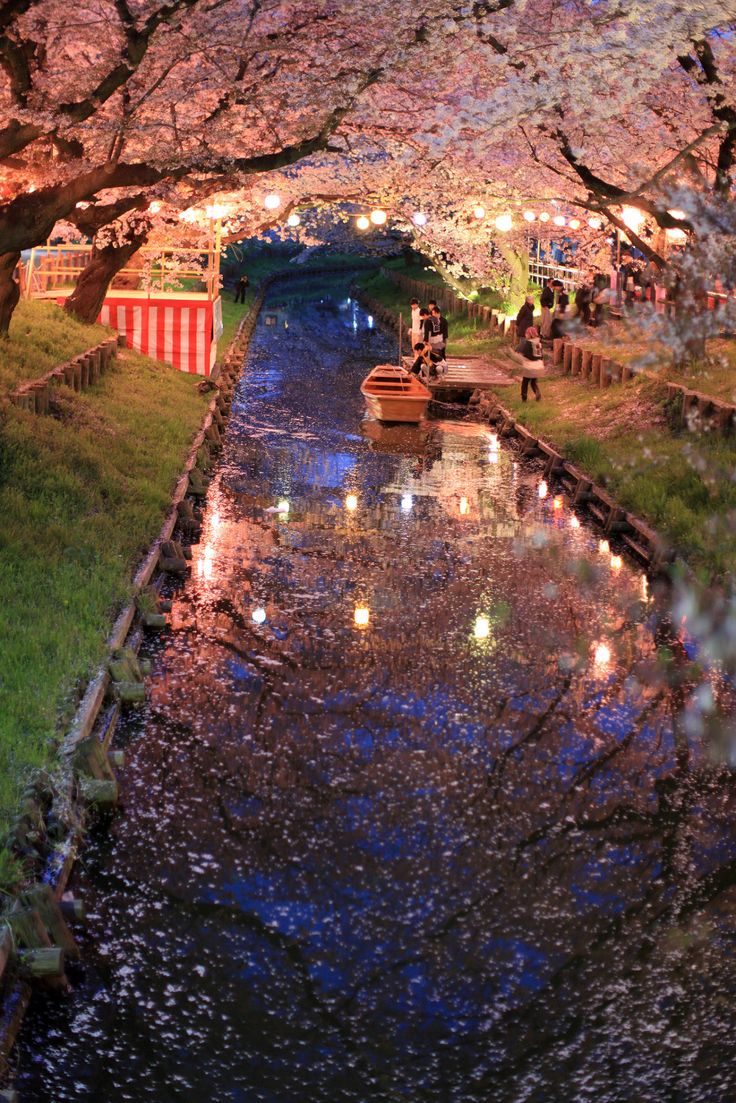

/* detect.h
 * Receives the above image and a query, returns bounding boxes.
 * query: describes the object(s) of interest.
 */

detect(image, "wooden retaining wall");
[552,335,736,437]
[481,396,673,574]
[379,267,509,334]
[8,336,120,414]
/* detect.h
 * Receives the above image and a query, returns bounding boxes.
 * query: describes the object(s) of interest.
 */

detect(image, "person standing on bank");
[540,278,555,339]
[515,295,535,349]
[424,305,449,362]
[409,298,422,347]
[235,272,249,303]
[515,325,544,401]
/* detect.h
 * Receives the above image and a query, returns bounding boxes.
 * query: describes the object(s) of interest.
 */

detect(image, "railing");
[528,260,582,292]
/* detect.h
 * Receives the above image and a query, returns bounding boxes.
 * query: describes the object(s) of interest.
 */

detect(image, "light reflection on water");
[16,280,736,1103]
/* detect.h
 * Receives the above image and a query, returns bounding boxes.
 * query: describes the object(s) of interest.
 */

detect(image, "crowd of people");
[407,297,449,378]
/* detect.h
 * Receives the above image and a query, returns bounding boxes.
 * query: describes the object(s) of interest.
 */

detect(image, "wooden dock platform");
[401,355,514,395]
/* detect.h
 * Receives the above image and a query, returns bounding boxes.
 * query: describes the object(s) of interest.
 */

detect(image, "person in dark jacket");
[423,305,449,361]
[235,273,249,303]
[540,278,555,338]
[515,295,535,348]
[410,342,442,378]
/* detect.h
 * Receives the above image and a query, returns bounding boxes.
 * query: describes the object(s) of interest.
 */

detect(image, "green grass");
[379,255,505,310]
[1,300,111,392]
[0,339,208,888]
[354,268,504,358]
[501,372,736,580]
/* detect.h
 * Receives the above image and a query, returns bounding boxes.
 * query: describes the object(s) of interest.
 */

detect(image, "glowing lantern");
[287,213,301,227]
[180,208,197,222]
[621,206,645,233]
[494,213,513,232]
[459,496,469,515]
[523,210,536,222]
[345,493,358,512]
[412,212,428,226]
[594,642,611,666]
[252,607,266,625]
[205,203,228,219]
[473,206,486,220]
[149,200,162,214]
[539,212,550,223]
[553,215,567,227]
[568,218,581,230]
[538,480,548,499]
[356,215,370,230]
[264,193,281,210]
[370,209,387,225]
[474,615,490,640]
[276,499,290,515]
[588,217,602,230]
[354,605,370,628]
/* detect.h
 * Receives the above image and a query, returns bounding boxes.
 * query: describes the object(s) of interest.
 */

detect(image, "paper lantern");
[354,605,370,628]
[287,213,301,227]
[412,212,427,226]
[523,210,536,222]
[474,615,490,640]
[553,215,566,227]
[568,218,581,230]
[356,215,370,230]
[588,217,603,230]
[370,209,387,225]
[264,193,281,210]
[494,213,513,232]
[473,205,486,219]
[539,212,550,223]
[345,493,358,512]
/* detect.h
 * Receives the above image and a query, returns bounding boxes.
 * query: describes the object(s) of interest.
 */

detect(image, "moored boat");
[360,364,430,423]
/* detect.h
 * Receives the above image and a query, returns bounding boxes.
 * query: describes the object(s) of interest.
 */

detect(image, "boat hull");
[360,365,430,424]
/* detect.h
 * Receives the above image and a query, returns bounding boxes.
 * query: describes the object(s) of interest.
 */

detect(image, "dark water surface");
[16,280,736,1102]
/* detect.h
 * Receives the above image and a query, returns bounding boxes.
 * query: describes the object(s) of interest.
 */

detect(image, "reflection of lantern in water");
[641,574,649,601]
[354,605,370,628]
[598,539,610,555]
[459,496,469,515]
[474,615,490,640]
[569,514,580,529]
[345,493,358,512]
[553,496,563,510]
[276,499,290,514]
[594,642,611,666]
[538,480,548,499]
[252,607,266,625]
[401,494,413,512]
[610,554,623,571]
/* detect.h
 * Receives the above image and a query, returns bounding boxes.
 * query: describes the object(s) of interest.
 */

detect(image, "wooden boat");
[360,365,430,424]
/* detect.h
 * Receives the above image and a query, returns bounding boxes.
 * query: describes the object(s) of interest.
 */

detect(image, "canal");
[16,278,736,1102]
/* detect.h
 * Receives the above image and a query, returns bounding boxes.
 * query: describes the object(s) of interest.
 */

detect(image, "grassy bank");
[354,266,505,358]
[0,303,208,887]
[497,368,736,580]
[1,300,110,392]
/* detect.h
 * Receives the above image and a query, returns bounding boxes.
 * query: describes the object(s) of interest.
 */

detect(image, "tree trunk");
[64,236,147,324]
[0,251,21,336]
[498,244,529,312]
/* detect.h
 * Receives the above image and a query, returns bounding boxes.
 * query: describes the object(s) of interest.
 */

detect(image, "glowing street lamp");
[264,193,281,210]
[356,215,370,230]
[370,209,387,225]
[494,213,513,232]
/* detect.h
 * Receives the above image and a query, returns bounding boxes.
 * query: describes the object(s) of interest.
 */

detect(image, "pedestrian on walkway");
[515,295,535,349]
[540,278,555,339]
[409,298,422,347]
[515,325,544,401]
[235,272,249,303]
